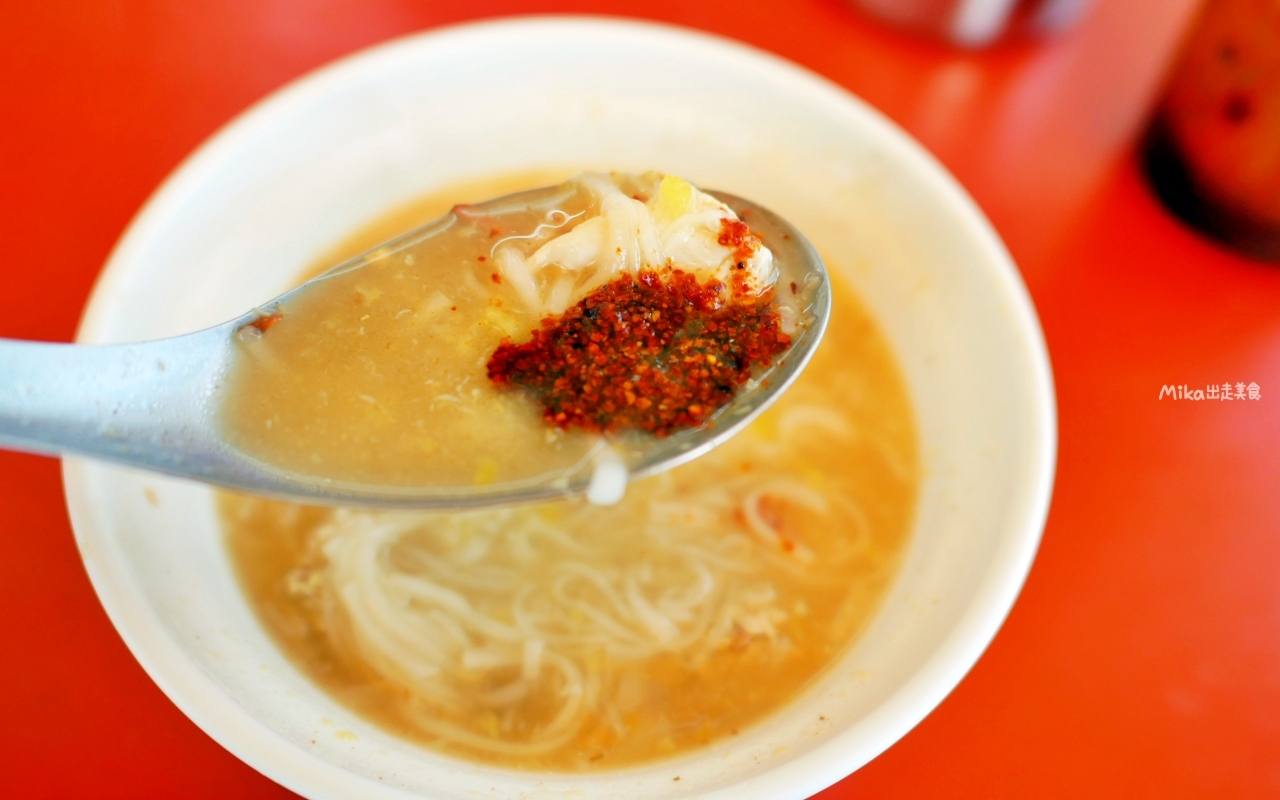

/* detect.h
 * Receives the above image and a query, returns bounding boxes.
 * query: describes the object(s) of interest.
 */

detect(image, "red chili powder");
[486,269,790,436]
[244,313,283,334]
[718,217,755,263]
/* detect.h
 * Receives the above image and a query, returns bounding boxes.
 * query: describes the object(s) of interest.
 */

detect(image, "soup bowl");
[66,17,1056,800]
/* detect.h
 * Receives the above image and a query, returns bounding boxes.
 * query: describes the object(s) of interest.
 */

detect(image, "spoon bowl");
[0,188,829,508]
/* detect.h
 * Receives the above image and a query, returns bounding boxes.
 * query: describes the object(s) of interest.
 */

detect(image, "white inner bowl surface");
[65,17,1056,800]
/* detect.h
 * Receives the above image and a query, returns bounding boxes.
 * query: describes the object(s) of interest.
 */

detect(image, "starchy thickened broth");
[220,171,804,490]
[221,173,919,770]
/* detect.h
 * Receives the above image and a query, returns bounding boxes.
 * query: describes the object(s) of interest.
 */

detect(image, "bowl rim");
[66,14,1057,799]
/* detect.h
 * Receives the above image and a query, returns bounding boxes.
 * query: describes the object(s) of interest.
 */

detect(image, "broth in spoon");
[220,172,820,501]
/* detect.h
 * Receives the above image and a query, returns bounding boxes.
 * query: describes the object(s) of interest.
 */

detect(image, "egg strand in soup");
[222,170,920,771]
[220,172,805,492]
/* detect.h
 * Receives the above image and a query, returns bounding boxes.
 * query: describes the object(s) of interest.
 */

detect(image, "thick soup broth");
[220,170,803,490]
[221,172,919,770]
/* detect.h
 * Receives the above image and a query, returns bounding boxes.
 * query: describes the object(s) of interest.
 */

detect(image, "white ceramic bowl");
[66,17,1055,800]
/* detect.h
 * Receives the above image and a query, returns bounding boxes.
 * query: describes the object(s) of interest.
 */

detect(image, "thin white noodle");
[390,574,523,642]
[740,480,827,563]
[554,563,637,624]
[625,570,680,644]
[495,245,542,312]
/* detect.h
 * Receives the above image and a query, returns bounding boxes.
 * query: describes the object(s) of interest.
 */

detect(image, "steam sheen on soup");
[221,173,918,770]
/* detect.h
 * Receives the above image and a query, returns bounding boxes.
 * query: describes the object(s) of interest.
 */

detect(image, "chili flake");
[717,217,758,264]
[486,269,790,436]
[244,313,283,334]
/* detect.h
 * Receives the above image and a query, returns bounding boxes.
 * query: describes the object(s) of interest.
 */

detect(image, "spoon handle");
[0,329,232,476]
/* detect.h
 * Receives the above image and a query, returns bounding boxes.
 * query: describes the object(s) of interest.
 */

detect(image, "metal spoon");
[0,190,830,508]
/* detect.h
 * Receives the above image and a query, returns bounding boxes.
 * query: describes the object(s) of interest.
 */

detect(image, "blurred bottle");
[853,0,1094,47]
[1145,0,1280,261]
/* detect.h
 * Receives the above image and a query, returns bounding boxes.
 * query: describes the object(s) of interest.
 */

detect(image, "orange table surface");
[2,1,1278,798]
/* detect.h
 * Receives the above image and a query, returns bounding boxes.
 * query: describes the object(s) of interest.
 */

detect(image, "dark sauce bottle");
[1145,0,1280,262]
